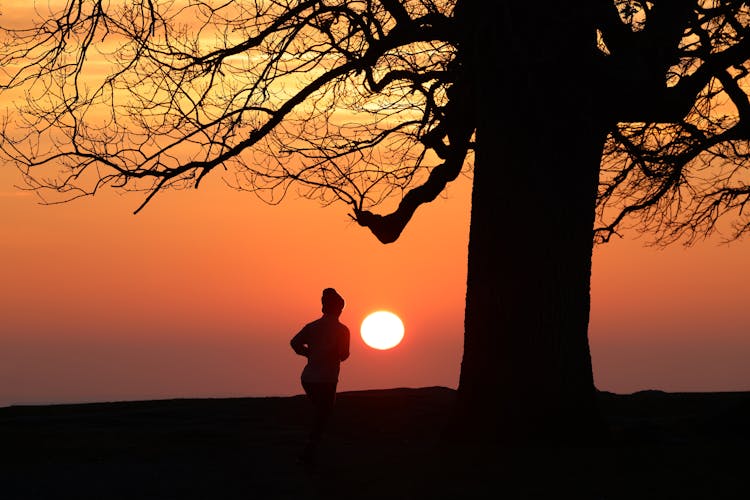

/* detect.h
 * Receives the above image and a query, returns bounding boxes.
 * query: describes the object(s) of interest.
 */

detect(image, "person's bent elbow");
[291,339,308,357]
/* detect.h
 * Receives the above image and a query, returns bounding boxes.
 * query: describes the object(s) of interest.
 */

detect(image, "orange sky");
[2,159,750,407]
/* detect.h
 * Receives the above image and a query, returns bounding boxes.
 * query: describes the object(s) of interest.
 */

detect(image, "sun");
[360,311,404,350]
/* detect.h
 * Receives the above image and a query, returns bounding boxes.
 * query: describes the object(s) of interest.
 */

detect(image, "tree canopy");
[597,1,750,245]
[0,0,468,244]
[2,1,750,247]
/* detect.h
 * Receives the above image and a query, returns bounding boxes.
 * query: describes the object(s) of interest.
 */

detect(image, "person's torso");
[301,317,346,382]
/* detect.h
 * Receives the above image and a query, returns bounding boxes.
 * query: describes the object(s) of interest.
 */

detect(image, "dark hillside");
[1,387,747,499]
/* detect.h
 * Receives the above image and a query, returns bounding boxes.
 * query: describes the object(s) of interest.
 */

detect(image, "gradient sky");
[2,2,749,408]
[2,157,750,407]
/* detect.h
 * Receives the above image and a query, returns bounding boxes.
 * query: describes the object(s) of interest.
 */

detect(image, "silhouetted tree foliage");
[3,1,750,444]
[596,1,750,245]
[0,0,467,244]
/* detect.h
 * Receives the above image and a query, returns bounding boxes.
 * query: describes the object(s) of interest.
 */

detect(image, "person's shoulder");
[297,317,323,332]
[304,318,323,328]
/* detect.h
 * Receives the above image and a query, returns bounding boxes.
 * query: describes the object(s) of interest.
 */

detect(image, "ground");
[1,387,748,499]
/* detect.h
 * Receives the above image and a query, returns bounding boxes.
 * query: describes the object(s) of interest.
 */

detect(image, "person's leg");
[309,382,337,440]
[300,381,337,464]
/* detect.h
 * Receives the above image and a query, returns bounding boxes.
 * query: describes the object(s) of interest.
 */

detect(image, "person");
[290,287,350,466]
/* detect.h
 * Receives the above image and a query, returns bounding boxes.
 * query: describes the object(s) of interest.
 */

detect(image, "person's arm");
[290,327,310,357]
[339,325,350,362]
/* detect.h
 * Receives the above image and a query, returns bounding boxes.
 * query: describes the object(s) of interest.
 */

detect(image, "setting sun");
[360,311,405,350]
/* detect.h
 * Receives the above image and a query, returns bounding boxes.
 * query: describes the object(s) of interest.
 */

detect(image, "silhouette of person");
[290,287,350,465]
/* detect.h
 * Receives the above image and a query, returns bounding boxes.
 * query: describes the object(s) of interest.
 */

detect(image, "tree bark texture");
[455,2,608,444]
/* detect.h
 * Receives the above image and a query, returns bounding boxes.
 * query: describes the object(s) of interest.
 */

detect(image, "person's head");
[321,288,345,316]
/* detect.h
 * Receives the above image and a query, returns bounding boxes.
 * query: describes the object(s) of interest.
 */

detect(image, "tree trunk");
[454,2,608,444]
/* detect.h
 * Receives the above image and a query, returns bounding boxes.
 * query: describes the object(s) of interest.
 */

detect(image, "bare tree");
[0,0,465,228]
[3,0,750,444]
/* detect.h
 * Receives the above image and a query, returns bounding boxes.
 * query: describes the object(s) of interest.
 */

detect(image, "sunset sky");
[2,160,750,408]
[2,2,750,408]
